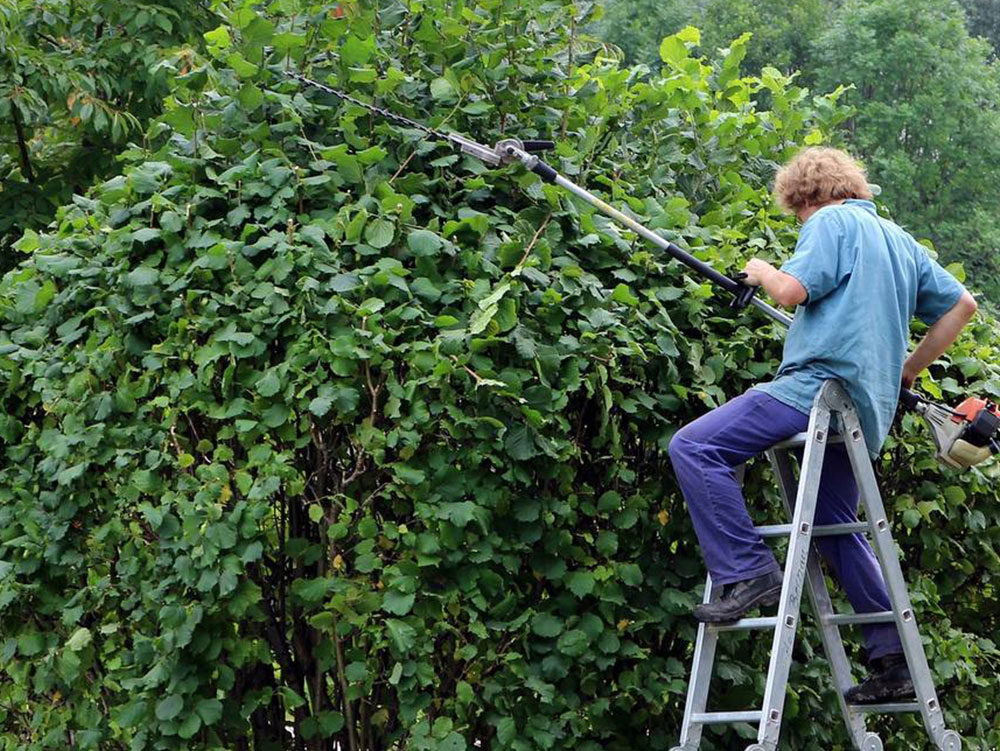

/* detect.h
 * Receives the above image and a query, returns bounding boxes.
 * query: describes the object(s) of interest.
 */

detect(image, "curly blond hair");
[774,146,873,213]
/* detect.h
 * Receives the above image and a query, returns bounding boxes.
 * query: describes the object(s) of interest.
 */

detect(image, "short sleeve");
[779,208,855,304]
[914,247,964,325]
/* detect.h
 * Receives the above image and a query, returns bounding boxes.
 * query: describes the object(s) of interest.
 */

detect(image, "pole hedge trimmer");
[286,72,1000,471]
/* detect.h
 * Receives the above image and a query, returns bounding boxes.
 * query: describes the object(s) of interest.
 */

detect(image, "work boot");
[693,570,783,623]
[845,653,915,704]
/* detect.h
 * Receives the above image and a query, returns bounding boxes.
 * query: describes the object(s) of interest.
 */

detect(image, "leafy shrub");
[2,2,999,750]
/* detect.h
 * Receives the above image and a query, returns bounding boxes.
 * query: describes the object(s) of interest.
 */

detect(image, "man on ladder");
[668,146,978,704]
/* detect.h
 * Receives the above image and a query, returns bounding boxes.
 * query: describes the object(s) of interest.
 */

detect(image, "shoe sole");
[846,683,916,705]
[695,582,784,624]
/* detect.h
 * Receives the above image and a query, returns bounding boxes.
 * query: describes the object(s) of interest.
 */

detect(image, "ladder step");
[771,431,845,449]
[849,701,921,714]
[710,616,777,632]
[756,522,869,538]
[827,610,895,626]
[690,710,762,725]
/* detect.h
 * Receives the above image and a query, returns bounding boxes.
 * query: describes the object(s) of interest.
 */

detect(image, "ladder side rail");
[766,446,870,749]
[757,401,832,749]
[676,575,722,750]
[674,462,750,750]
[837,405,951,746]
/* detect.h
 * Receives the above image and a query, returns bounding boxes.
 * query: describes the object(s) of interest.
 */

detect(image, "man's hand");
[741,258,808,307]
[741,258,778,286]
[901,363,918,389]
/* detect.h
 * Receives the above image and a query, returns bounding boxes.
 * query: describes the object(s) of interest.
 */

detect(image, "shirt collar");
[843,198,877,215]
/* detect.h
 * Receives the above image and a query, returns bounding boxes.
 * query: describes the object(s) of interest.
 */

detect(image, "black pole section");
[531,161,559,184]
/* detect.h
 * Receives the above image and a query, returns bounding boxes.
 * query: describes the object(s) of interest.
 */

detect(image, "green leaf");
[227,52,259,77]
[469,303,498,335]
[204,25,232,53]
[505,424,537,460]
[280,686,307,708]
[596,530,619,556]
[619,563,643,587]
[382,590,415,616]
[385,619,416,652]
[273,32,306,52]
[365,219,395,249]
[565,571,595,598]
[178,713,202,740]
[437,501,478,527]
[496,717,516,745]
[439,733,467,751]
[129,161,173,194]
[660,26,699,65]
[358,297,386,315]
[156,695,183,721]
[294,577,332,604]
[66,627,92,651]
[341,35,373,65]
[945,262,966,283]
[196,699,223,725]
[556,628,589,656]
[126,266,159,287]
[256,370,281,397]
[392,464,426,485]
[944,486,966,505]
[430,77,457,101]
[612,283,639,306]
[531,613,563,638]
[309,395,333,417]
[407,229,443,256]
[389,662,403,685]
[132,227,161,243]
[14,228,40,253]
[357,145,388,164]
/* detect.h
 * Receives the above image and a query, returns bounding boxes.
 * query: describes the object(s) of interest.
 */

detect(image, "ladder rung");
[771,431,845,449]
[849,701,920,714]
[756,522,869,538]
[710,616,778,632]
[690,710,762,725]
[827,610,895,626]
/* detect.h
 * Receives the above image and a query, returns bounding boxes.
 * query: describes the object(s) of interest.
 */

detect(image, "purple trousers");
[668,389,903,660]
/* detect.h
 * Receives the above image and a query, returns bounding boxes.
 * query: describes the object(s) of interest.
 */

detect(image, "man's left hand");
[741,258,777,286]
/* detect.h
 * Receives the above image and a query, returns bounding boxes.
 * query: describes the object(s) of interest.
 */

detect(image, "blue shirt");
[753,199,965,457]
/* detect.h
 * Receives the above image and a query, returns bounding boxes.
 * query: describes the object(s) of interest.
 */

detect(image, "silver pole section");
[552,175,794,327]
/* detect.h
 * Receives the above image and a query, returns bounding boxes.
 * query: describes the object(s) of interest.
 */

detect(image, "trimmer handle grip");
[521,140,555,152]
[899,387,922,411]
[729,272,759,309]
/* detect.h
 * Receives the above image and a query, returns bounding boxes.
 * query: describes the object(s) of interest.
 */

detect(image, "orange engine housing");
[951,397,1000,424]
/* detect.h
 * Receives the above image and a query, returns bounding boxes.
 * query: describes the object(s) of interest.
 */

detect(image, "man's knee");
[668,425,701,465]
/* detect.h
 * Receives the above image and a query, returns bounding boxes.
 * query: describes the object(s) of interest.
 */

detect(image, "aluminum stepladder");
[671,381,962,751]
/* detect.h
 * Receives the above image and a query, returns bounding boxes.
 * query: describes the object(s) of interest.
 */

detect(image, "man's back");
[753,199,964,455]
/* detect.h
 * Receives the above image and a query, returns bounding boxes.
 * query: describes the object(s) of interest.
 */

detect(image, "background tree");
[590,0,831,77]
[814,0,1000,300]
[0,0,218,273]
[589,0,698,67]
[960,0,1000,54]
[694,0,828,78]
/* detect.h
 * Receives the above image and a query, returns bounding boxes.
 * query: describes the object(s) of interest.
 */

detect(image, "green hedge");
[2,2,999,750]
